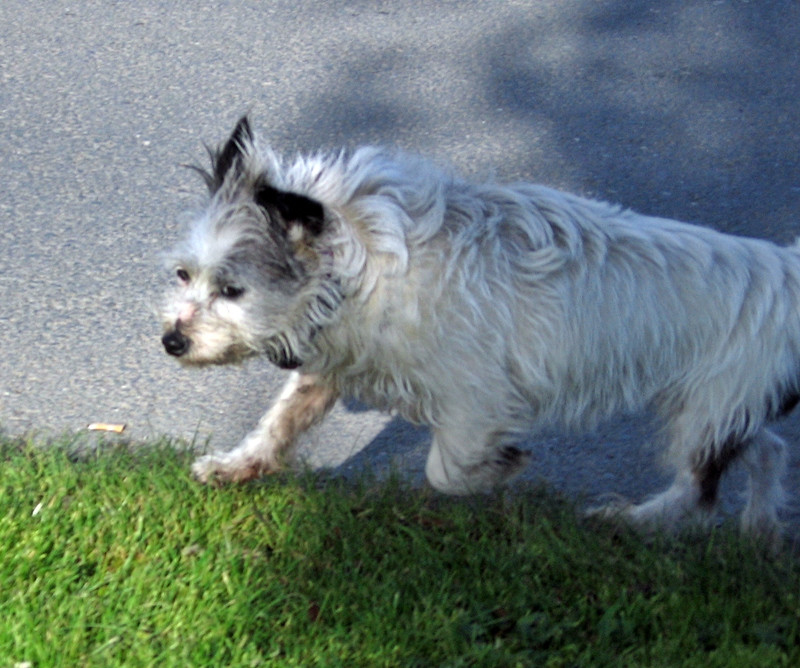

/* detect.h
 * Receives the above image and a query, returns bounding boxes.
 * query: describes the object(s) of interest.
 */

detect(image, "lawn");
[0,436,797,666]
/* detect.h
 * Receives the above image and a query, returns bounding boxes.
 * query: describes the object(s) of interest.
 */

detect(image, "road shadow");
[478,0,800,238]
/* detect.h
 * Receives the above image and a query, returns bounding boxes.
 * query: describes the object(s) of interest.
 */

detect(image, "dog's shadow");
[329,399,432,484]
[325,400,666,501]
[308,400,799,538]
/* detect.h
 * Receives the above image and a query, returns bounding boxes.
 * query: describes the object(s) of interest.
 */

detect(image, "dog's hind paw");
[584,495,634,522]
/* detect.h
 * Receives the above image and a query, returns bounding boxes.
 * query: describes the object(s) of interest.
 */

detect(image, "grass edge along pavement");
[0,435,798,667]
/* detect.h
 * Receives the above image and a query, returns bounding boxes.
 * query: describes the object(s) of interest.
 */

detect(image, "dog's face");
[160,117,338,369]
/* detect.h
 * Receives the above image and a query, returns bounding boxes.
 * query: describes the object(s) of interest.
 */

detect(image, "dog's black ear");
[190,116,254,193]
[255,183,326,236]
[214,116,253,184]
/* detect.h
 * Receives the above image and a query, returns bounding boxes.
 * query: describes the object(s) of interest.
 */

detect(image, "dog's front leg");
[192,372,338,484]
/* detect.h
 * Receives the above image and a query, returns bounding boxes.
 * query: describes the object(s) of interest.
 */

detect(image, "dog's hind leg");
[594,421,787,543]
[619,468,706,530]
[425,424,531,495]
[623,427,786,542]
[192,372,338,484]
[590,423,742,532]
[739,428,786,544]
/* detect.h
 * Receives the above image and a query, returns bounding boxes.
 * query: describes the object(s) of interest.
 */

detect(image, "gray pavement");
[2,1,800,534]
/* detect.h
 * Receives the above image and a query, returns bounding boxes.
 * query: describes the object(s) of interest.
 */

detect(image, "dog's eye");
[220,285,245,299]
[176,268,190,284]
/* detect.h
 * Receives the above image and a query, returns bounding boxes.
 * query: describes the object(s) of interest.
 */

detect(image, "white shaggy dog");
[161,117,796,541]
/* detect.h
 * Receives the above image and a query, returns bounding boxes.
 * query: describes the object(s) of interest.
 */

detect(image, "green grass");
[0,436,798,667]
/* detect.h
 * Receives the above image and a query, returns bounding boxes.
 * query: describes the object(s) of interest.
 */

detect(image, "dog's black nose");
[162,330,189,357]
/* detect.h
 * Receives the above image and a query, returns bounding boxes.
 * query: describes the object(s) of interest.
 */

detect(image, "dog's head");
[160,117,342,369]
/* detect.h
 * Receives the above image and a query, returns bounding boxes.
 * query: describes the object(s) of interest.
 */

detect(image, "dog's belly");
[335,364,439,425]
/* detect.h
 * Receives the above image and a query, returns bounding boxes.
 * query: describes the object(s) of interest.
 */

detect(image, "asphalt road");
[2,0,800,533]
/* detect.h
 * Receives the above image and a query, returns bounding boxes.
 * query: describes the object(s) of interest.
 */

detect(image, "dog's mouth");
[160,317,308,370]
[161,328,259,367]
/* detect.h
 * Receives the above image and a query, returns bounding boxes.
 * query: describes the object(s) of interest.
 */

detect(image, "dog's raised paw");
[191,453,266,485]
[191,454,226,484]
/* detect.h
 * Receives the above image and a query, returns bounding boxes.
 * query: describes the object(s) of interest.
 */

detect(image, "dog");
[161,116,796,542]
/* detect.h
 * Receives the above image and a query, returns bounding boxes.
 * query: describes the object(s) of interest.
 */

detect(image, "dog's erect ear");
[191,116,254,193]
[255,183,326,237]
[213,116,253,185]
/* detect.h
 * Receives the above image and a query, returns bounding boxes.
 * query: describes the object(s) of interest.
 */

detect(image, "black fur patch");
[313,285,342,317]
[189,116,253,193]
[275,355,301,370]
[263,336,302,370]
[266,349,303,369]
[771,388,800,419]
[255,182,325,236]
[694,436,745,509]
[214,116,253,185]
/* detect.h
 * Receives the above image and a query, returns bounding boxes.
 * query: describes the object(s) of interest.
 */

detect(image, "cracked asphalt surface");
[2,0,799,534]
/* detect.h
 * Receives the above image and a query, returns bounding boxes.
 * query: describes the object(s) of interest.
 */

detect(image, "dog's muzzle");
[162,330,190,357]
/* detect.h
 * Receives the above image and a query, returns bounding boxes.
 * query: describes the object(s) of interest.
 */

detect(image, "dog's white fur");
[161,117,798,542]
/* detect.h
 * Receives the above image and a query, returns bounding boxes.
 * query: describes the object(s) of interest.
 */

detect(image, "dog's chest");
[324,287,446,422]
